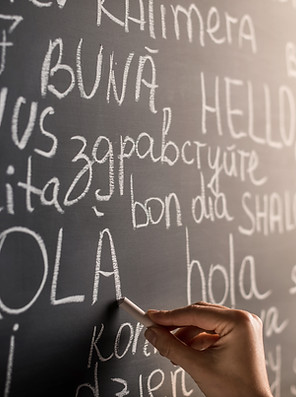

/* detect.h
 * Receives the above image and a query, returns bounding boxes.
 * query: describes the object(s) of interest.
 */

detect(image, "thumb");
[145,326,198,371]
[189,333,220,351]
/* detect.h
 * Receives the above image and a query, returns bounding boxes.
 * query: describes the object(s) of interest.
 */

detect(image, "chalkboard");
[1,1,296,396]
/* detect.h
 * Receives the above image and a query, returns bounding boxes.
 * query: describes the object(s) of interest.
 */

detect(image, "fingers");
[144,326,198,371]
[174,326,204,344]
[192,301,229,310]
[174,326,220,350]
[144,324,219,385]
[189,333,220,351]
[147,303,234,335]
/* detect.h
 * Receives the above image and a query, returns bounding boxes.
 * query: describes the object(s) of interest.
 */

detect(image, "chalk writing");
[266,345,282,397]
[41,38,159,113]
[239,191,296,236]
[97,2,257,51]
[1,1,296,396]
[0,14,23,75]
[186,229,272,307]
[3,324,19,397]
[260,307,289,337]
[201,72,296,158]
[290,265,296,294]
[0,227,48,315]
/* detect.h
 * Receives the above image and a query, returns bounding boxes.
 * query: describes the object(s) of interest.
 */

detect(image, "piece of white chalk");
[118,297,156,328]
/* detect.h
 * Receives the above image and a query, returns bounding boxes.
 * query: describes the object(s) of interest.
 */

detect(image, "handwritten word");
[0,87,57,160]
[239,190,296,236]
[201,72,296,158]
[0,226,122,316]
[76,363,193,397]
[41,38,158,113]
[130,174,182,230]
[88,322,150,365]
[97,1,257,52]
[186,229,272,307]
[191,171,233,224]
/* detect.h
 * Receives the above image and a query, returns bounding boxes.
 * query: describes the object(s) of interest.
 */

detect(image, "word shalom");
[239,190,296,236]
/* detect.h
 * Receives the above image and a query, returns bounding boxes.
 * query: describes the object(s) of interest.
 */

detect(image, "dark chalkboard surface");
[1,1,296,396]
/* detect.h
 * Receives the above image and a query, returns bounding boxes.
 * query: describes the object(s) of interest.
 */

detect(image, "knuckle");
[231,309,262,332]
[193,301,207,306]
[251,313,264,330]
[231,309,254,326]
[189,303,199,311]
[252,312,263,325]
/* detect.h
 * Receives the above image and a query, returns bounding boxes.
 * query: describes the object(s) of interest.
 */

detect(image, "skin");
[144,302,273,397]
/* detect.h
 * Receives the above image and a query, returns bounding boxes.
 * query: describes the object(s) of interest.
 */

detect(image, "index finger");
[147,303,234,335]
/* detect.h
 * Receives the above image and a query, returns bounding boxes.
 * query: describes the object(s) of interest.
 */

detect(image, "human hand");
[145,302,272,397]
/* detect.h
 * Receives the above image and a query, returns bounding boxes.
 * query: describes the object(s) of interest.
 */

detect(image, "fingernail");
[147,309,167,317]
[147,309,159,315]
[145,328,157,346]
